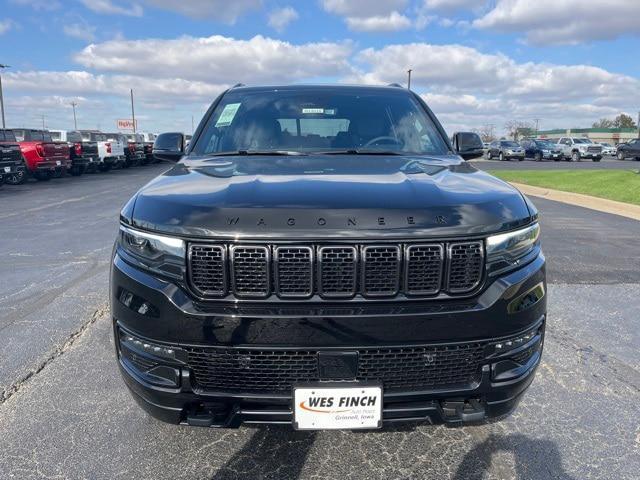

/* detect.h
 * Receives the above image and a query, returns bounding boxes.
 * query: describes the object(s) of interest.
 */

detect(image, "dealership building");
[536,127,639,145]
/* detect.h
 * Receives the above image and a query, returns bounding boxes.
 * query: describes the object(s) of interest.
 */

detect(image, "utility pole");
[70,101,78,129]
[407,69,412,90]
[533,118,540,137]
[130,88,136,133]
[0,64,10,129]
[41,114,45,130]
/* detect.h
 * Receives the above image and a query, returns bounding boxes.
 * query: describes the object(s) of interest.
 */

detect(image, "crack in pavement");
[0,304,109,406]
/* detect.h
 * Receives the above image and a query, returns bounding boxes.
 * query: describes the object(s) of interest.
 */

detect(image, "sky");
[1,0,639,136]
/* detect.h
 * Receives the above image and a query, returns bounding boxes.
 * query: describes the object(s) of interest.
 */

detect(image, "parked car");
[0,129,25,186]
[49,129,99,176]
[77,130,126,171]
[556,137,602,162]
[11,129,71,182]
[111,84,545,430]
[486,140,525,161]
[616,138,640,161]
[152,132,188,162]
[140,132,157,164]
[124,133,146,165]
[521,139,563,161]
[598,142,616,156]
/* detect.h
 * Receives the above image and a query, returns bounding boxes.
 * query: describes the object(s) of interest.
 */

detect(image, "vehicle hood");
[125,154,535,239]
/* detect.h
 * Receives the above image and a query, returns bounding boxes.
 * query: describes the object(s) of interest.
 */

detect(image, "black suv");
[0,129,25,186]
[111,85,546,430]
[521,139,563,161]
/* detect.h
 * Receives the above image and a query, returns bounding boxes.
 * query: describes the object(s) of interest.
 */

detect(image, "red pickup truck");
[12,129,71,182]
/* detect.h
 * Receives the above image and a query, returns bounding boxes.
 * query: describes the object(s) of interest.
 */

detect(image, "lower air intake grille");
[185,342,486,394]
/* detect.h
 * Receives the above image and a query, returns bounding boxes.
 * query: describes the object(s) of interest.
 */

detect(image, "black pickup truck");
[124,133,146,165]
[111,84,546,431]
[0,129,25,186]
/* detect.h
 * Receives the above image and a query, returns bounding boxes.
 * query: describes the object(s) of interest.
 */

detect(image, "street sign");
[117,119,137,130]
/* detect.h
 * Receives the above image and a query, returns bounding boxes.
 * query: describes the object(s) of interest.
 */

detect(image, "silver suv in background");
[557,137,602,162]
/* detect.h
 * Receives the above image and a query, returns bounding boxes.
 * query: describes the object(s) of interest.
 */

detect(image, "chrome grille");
[318,246,357,297]
[405,244,443,295]
[230,246,270,298]
[188,241,484,300]
[447,242,484,293]
[362,246,401,296]
[275,246,313,298]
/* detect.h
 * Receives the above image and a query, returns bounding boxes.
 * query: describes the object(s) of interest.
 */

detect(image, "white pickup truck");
[556,137,602,162]
[77,130,126,171]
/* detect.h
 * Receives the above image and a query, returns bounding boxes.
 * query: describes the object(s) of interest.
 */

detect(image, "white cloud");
[63,22,96,42]
[9,0,61,11]
[74,34,354,83]
[346,11,412,32]
[267,6,298,32]
[79,0,143,17]
[143,0,261,23]
[0,19,15,35]
[423,0,484,11]
[474,0,640,45]
[321,0,407,16]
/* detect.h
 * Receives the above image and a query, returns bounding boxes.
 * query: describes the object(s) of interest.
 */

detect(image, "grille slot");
[274,246,313,298]
[447,242,484,293]
[188,245,227,296]
[185,342,486,394]
[405,244,443,295]
[362,246,401,297]
[230,246,270,298]
[318,246,357,298]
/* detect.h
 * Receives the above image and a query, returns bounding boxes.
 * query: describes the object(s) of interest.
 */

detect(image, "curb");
[509,182,640,222]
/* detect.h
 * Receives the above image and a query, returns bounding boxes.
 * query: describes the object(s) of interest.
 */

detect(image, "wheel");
[35,170,53,181]
[571,151,580,162]
[53,167,67,178]
[534,152,542,162]
[5,167,28,185]
[593,156,601,162]
[617,151,625,161]
[70,165,83,176]
[499,152,504,161]
[486,150,492,160]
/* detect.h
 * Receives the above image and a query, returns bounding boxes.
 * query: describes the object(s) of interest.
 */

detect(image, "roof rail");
[231,83,246,89]
[387,83,403,88]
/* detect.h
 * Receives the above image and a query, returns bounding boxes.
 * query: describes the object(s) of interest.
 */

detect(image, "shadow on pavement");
[211,427,317,480]
[455,433,576,480]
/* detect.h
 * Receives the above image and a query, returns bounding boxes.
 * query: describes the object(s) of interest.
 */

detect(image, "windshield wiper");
[315,149,406,156]
[210,150,307,157]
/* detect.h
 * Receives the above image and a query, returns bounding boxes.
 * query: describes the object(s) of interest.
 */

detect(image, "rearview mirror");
[153,132,186,162]
[452,132,484,160]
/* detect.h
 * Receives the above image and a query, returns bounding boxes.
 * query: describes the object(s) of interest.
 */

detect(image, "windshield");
[537,141,556,148]
[0,130,16,142]
[501,141,520,147]
[191,88,449,156]
[573,138,589,144]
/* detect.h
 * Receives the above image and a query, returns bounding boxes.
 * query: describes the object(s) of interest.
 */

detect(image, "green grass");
[491,169,640,206]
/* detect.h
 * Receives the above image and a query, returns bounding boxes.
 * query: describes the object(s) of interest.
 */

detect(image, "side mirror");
[452,132,484,160]
[152,132,185,162]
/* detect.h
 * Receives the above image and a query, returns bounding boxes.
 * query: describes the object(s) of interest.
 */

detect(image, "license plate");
[293,384,382,430]
[56,160,61,166]
[3,166,10,173]
[88,157,93,162]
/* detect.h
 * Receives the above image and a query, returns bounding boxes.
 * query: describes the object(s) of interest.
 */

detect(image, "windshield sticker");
[302,108,325,114]
[215,103,241,127]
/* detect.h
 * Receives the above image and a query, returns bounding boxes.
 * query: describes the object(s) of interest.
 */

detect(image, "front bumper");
[542,152,563,159]
[111,251,547,428]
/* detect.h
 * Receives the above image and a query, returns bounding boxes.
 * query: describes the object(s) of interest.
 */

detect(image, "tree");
[504,120,534,141]
[472,125,496,142]
[592,114,637,129]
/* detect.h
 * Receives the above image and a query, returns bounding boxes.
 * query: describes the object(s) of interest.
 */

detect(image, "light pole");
[70,101,78,129]
[0,64,10,129]
[130,89,136,133]
[407,69,412,90]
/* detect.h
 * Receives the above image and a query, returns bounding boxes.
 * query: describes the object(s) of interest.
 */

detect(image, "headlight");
[118,225,185,278]
[541,149,550,154]
[506,149,513,154]
[486,223,540,275]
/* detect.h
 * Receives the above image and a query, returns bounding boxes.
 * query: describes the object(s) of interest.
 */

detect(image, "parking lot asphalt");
[472,156,638,170]
[1,165,639,479]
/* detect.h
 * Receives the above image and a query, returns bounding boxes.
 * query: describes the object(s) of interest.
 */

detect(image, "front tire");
[499,152,505,161]
[571,151,580,162]
[617,151,625,161]
[534,152,542,162]
[5,167,28,185]
[593,156,601,162]
[486,151,492,160]
[35,170,53,181]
